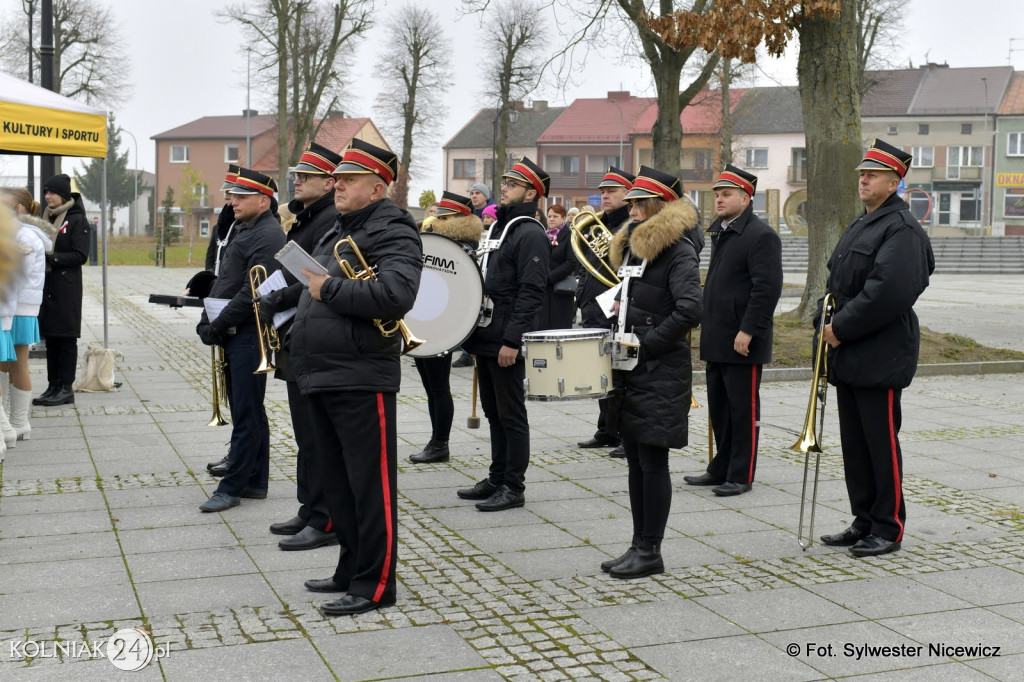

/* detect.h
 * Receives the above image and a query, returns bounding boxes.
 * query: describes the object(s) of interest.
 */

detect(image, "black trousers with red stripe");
[835,383,906,542]
[308,390,398,605]
[286,380,332,532]
[705,362,762,484]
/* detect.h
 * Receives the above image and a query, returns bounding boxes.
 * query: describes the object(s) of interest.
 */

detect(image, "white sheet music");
[255,270,296,329]
[595,282,621,319]
[275,241,328,285]
[203,297,230,322]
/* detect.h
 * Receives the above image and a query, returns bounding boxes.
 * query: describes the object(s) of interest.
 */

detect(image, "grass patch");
[102,236,208,267]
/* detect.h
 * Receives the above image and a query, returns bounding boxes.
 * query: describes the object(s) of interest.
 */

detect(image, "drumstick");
[467,366,480,429]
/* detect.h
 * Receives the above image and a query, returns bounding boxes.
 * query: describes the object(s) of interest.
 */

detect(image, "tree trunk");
[794,0,862,320]
[275,0,291,203]
[651,52,684,177]
[719,59,733,167]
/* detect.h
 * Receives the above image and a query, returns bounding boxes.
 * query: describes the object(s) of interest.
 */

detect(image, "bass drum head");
[406,233,484,358]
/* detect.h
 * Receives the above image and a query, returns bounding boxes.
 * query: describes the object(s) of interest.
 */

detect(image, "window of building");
[199,217,211,238]
[911,146,934,167]
[170,145,189,163]
[918,124,930,135]
[453,159,476,179]
[948,146,983,167]
[1008,132,1024,157]
[790,147,807,182]
[196,183,209,208]
[224,144,239,163]
[751,191,767,219]
[483,159,495,181]
[546,155,580,175]
[961,123,973,135]
[744,148,768,168]
[586,155,620,172]
[888,125,899,135]
[959,189,979,222]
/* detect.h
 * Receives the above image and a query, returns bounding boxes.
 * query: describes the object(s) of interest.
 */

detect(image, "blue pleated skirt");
[0,329,16,362]
[10,316,40,346]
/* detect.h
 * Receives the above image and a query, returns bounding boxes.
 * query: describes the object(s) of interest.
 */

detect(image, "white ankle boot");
[9,386,32,441]
[0,396,15,448]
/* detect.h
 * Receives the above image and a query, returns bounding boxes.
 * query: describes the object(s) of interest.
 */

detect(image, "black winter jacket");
[608,199,704,449]
[203,203,236,272]
[39,194,90,338]
[463,201,549,357]
[823,192,934,389]
[289,198,422,394]
[700,202,783,365]
[576,204,630,329]
[539,223,576,330]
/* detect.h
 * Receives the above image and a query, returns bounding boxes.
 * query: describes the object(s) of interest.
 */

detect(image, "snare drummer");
[458,158,550,512]
[409,192,483,464]
[603,166,703,579]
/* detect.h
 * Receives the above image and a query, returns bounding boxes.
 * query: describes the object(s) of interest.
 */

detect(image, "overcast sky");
[2,0,1021,200]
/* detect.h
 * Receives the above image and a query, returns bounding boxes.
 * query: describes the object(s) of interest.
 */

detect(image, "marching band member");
[684,165,782,496]
[409,191,482,464]
[819,139,933,557]
[290,140,422,615]
[458,158,550,512]
[603,166,703,579]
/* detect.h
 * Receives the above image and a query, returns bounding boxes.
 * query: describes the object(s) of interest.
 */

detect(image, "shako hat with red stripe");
[624,165,682,202]
[220,164,241,191]
[332,138,398,185]
[712,164,758,197]
[502,156,550,198]
[434,191,473,217]
[228,167,278,197]
[293,142,343,175]
[598,166,636,189]
[855,138,911,178]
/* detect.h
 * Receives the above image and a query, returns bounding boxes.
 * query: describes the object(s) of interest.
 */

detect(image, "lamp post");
[981,77,989,230]
[246,47,252,164]
[121,128,139,237]
[608,98,625,170]
[22,0,36,195]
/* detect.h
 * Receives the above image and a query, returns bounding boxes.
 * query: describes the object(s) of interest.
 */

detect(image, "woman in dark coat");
[604,166,703,579]
[34,174,90,407]
[539,204,575,329]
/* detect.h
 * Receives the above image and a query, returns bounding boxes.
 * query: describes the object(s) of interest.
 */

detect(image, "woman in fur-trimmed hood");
[408,193,483,465]
[602,167,703,580]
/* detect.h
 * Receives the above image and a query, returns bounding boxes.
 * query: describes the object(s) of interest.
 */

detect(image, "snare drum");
[521,328,613,401]
[406,233,485,358]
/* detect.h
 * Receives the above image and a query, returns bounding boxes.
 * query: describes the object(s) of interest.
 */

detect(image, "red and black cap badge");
[624,165,682,203]
[294,142,343,175]
[228,167,278,197]
[855,138,911,178]
[712,164,758,197]
[435,191,474,217]
[333,138,399,185]
[502,156,550,198]
[220,164,241,191]
[598,166,636,190]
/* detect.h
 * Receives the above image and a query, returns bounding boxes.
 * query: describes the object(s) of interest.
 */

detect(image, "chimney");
[532,100,548,112]
[242,109,259,117]
[607,91,631,100]
[327,110,346,118]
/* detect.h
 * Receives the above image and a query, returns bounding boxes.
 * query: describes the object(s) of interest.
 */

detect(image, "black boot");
[409,439,450,464]
[32,383,58,406]
[36,385,74,407]
[600,544,637,573]
[609,541,664,579]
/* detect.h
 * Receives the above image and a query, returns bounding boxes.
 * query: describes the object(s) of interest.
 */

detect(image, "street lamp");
[22,0,36,195]
[121,127,139,237]
[981,77,989,230]
[608,97,625,170]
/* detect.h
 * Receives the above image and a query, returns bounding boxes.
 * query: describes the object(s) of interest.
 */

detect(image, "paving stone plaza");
[1,266,1023,681]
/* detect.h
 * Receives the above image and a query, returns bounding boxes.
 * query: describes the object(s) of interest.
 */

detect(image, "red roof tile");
[630,88,748,136]
[251,117,385,173]
[151,114,277,140]
[998,72,1024,115]
[537,94,655,143]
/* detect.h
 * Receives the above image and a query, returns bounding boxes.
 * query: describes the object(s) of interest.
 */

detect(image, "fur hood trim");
[609,198,700,268]
[424,213,483,244]
[19,213,57,244]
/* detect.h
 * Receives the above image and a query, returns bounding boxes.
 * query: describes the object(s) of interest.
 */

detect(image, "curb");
[692,360,1024,385]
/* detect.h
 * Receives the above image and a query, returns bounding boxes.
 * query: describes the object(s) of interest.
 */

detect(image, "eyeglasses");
[501,179,527,189]
[289,172,313,184]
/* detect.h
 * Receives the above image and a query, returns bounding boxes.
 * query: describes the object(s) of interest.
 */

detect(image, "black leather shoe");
[712,481,752,497]
[578,435,617,448]
[209,462,229,477]
[269,515,306,535]
[608,445,625,458]
[409,440,450,463]
[601,546,637,573]
[850,535,901,557]
[279,526,338,551]
[320,593,395,616]
[451,353,474,368]
[207,455,229,472]
[32,384,58,405]
[609,543,664,579]
[457,479,498,500]
[819,525,868,547]
[475,484,525,512]
[304,577,347,593]
[35,384,74,406]
[683,472,724,486]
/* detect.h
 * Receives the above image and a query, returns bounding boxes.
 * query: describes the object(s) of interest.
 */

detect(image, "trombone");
[332,236,426,354]
[793,293,836,550]
[207,345,229,426]
[249,265,281,374]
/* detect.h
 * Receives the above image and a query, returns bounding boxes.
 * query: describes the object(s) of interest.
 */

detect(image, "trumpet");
[249,265,281,374]
[569,207,620,288]
[207,345,229,426]
[332,236,426,354]
[793,292,836,550]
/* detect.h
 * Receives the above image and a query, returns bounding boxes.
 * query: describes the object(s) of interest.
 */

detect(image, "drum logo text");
[423,254,458,275]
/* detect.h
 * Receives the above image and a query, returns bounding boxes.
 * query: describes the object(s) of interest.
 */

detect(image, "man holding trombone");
[195,168,286,513]
[818,139,934,557]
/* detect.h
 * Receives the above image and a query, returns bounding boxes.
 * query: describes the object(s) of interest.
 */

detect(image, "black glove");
[196,322,223,347]
[255,288,286,325]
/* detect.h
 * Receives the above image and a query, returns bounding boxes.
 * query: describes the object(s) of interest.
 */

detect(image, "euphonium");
[249,265,281,374]
[569,207,620,288]
[333,237,426,355]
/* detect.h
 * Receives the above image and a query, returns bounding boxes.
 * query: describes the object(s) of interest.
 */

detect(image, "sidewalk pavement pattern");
[1,266,1023,681]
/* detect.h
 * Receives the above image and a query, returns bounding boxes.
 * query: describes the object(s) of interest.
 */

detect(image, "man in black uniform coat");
[258,142,341,551]
[576,167,635,457]
[290,139,422,615]
[196,168,287,512]
[819,139,933,557]
[459,157,550,512]
[684,165,782,497]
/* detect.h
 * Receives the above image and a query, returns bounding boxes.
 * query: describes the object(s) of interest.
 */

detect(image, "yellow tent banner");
[0,70,107,158]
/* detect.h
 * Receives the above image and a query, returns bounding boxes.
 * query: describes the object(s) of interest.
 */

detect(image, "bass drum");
[406,233,485,358]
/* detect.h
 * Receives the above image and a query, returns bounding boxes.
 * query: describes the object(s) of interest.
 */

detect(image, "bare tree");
[220,0,372,200]
[857,0,905,95]
[0,0,131,106]
[373,4,451,210]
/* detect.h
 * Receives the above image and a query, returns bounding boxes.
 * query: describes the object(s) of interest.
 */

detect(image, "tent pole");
[101,156,109,348]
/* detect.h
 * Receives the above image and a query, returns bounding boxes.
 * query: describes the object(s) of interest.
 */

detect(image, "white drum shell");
[521,328,613,401]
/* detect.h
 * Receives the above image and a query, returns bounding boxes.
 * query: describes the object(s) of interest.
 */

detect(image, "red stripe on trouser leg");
[373,392,394,603]
[747,365,758,483]
[324,518,332,533]
[887,388,905,541]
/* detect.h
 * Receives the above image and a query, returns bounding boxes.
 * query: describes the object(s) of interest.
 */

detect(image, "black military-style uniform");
[463,200,549,494]
[289,197,422,606]
[539,223,575,330]
[823,191,933,543]
[700,201,782,485]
